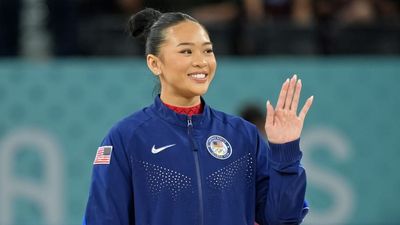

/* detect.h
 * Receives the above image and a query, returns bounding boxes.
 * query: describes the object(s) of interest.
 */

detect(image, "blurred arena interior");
[0,0,399,57]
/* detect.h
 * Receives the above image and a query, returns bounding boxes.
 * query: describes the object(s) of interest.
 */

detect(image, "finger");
[299,96,314,121]
[265,100,275,126]
[290,79,302,113]
[276,78,289,110]
[284,74,297,110]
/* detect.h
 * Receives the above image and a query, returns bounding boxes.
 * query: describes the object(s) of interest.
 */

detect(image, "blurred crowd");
[1,0,399,57]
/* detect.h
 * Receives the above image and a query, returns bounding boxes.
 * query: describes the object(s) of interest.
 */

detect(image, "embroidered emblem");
[206,135,232,160]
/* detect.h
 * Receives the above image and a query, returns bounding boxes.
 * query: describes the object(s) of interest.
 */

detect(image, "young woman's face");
[157,21,217,104]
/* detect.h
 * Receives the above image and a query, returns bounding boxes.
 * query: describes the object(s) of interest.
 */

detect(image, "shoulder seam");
[211,108,256,148]
[114,108,157,164]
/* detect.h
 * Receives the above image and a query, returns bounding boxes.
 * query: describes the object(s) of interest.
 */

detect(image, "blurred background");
[0,0,399,225]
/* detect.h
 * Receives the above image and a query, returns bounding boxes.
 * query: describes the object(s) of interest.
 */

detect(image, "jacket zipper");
[187,116,204,225]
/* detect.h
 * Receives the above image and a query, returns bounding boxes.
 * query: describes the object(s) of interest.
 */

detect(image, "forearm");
[257,139,307,225]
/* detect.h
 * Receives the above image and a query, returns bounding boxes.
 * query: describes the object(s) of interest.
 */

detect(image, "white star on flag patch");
[93,146,113,165]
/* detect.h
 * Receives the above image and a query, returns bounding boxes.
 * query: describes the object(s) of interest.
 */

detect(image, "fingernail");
[298,79,302,85]
[267,100,270,105]
[293,74,297,79]
[310,96,314,100]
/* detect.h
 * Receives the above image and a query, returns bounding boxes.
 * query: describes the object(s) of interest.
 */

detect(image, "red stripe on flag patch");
[93,146,113,165]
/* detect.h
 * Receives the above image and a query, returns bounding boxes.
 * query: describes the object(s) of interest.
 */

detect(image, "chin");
[186,89,207,98]
[194,87,209,96]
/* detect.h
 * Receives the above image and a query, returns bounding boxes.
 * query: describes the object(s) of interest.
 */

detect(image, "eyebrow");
[176,42,213,47]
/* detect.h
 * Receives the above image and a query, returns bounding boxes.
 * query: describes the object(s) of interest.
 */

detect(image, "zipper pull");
[187,116,193,128]
[187,116,198,151]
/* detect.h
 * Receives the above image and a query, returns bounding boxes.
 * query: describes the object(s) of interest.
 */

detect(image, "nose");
[192,53,207,68]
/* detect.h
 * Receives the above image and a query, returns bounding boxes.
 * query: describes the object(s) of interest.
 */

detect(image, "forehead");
[163,21,211,45]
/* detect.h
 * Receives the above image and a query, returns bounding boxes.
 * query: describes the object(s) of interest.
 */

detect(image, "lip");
[188,72,208,83]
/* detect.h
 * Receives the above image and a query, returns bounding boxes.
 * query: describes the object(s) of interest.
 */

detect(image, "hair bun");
[128,8,162,42]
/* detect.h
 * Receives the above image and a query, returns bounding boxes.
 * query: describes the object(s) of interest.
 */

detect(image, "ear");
[147,54,162,76]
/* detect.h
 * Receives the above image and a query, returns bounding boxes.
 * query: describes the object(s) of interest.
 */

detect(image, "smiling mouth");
[188,73,208,80]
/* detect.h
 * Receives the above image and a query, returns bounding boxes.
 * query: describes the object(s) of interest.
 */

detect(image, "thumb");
[265,100,274,127]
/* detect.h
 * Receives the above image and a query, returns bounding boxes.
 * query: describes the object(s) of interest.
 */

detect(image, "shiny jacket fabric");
[83,96,308,225]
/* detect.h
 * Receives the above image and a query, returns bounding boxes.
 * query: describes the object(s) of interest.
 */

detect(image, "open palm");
[265,75,314,144]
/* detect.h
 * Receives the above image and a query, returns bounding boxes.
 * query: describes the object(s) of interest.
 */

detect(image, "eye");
[205,48,214,54]
[179,49,192,54]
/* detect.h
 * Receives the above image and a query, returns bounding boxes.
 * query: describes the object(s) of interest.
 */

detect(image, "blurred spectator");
[239,103,267,138]
[314,0,400,25]
[243,0,313,25]
[313,0,400,54]
[3,0,397,57]
[143,0,241,54]
[337,0,376,25]
[312,0,339,54]
[375,0,400,23]
[78,0,241,55]
[86,0,240,22]
[77,0,143,55]
[239,0,316,55]
[242,0,400,26]
[0,0,79,57]
[79,0,142,16]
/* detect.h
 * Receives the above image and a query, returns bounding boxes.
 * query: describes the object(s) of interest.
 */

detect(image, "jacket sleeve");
[83,127,134,225]
[255,133,308,225]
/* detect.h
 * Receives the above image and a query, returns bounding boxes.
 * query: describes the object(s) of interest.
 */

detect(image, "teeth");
[190,73,206,79]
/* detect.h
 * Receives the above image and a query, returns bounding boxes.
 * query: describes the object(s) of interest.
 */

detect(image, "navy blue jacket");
[83,96,308,225]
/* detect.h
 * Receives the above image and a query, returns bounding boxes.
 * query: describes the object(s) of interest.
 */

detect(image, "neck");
[160,94,201,107]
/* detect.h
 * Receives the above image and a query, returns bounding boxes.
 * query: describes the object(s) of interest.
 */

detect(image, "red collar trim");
[163,102,203,116]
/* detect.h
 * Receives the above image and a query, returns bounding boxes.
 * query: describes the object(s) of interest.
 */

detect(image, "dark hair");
[128,8,200,56]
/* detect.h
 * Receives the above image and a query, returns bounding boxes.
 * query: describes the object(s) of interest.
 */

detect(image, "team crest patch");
[206,135,232,160]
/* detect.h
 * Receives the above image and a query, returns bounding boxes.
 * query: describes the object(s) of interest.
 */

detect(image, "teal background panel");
[0,57,399,225]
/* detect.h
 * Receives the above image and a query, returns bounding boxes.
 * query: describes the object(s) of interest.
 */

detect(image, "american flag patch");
[93,146,113,165]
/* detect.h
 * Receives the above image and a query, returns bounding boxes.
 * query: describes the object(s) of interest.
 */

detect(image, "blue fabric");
[83,96,308,225]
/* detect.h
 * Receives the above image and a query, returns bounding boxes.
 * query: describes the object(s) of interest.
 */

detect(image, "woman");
[83,8,313,225]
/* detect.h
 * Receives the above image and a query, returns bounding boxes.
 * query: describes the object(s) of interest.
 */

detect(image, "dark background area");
[1,0,399,58]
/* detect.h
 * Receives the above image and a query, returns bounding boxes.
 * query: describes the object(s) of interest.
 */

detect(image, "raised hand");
[265,75,313,144]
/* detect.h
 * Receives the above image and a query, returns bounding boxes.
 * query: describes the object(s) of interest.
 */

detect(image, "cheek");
[160,63,179,84]
[164,58,190,75]
[209,58,217,74]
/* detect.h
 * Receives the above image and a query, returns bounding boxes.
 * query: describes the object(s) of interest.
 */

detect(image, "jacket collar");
[150,95,211,128]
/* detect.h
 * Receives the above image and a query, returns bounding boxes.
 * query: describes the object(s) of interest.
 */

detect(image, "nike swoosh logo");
[151,144,176,154]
